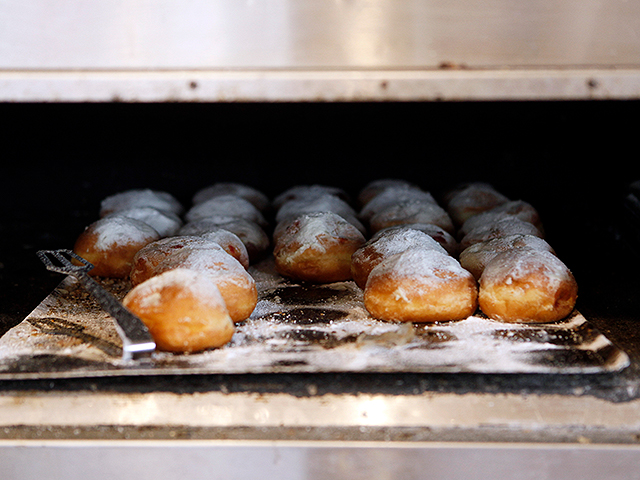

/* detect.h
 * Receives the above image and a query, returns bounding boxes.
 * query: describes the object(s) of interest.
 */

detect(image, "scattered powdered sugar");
[106,207,183,237]
[480,249,574,289]
[371,248,469,283]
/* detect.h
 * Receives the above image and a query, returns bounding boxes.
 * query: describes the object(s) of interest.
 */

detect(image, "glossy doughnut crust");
[459,234,555,280]
[122,269,235,353]
[351,227,448,289]
[73,215,161,278]
[478,249,578,323]
[364,249,478,323]
[274,212,366,283]
[99,189,183,218]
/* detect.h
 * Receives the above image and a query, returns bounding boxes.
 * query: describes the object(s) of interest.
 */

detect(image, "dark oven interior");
[1,99,640,397]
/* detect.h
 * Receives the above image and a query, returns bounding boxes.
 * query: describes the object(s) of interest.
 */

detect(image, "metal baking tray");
[0,258,629,379]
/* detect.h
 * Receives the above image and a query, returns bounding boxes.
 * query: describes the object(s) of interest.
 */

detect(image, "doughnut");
[357,179,421,208]
[122,268,235,353]
[179,217,270,263]
[459,234,555,280]
[142,247,257,323]
[458,200,543,238]
[272,184,351,210]
[104,206,183,237]
[371,223,459,257]
[99,189,183,218]
[274,211,366,283]
[130,235,240,286]
[199,229,250,269]
[73,215,161,278]
[444,182,510,227]
[363,248,478,323]
[459,217,544,250]
[359,187,437,223]
[192,182,270,212]
[351,227,448,289]
[368,199,455,235]
[185,194,268,228]
[478,249,578,323]
[275,193,365,234]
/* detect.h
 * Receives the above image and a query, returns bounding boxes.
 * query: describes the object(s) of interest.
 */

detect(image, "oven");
[1,1,640,479]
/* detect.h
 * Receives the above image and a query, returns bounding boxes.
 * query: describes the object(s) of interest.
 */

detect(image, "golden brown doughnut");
[134,247,257,323]
[130,235,231,286]
[459,217,544,250]
[368,199,455,235]
[363,248,478,323]
[73,215,161,278]
[104,206,183,237]
[357,179,421,208]
[444,182,510,227]
[458,200,543,238]
[272,185,351,211]
[179,217,270,263]
[185,194,268,228]
[274,211,366,283]
[478,249,578,323]
[122,268,235,353]
[192,182,270,212]
[459,234,555,280]
[359,187,437,223]
[99,189,183,218]
[371,223,459,256]
[351,227,448,289]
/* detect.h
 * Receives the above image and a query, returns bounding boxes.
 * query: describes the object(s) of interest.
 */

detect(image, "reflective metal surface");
[1,0,639,100]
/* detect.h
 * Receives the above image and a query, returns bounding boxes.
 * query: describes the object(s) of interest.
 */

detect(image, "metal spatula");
[37,249,156,361]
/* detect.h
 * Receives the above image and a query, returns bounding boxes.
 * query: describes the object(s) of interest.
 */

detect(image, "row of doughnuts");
[447,182,578,323]
[72,184,270,353]
[351,180,478,322]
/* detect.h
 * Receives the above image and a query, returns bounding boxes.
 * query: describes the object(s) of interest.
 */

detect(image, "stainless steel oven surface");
[1,2,640,479]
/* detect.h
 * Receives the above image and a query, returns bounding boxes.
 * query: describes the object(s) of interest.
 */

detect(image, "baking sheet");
[0,258,629,379]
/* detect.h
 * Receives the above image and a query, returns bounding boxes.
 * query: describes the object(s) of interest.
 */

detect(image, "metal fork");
[37,249,156,361]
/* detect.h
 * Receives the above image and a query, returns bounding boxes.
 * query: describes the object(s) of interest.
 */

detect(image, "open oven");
[1,1,640,479]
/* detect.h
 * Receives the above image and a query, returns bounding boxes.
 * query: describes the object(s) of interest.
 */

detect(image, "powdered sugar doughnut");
[459,234,555,280]
[272,185,351,210]
[275,193,364,234]
[192,183,270,212]
[351,227,448,289]
[179,217,270,263]
[274,211,366,283]
[478,249,578,323]
[444,183,510,227]
[368,199,455,235]
[458,200,543,238]
[364,248,478,323]
[73,215,161,278]
[357,179,421,208]
[130,235,232,286]
[371,223,459,256]
[359,187,437,223]
[185,194,268,228]
[459,217,544,250]
[122,269,234,353]
[199,229,250,269]
[147,247,257,322]
[99,189,183,218]
[104,206,182,237]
